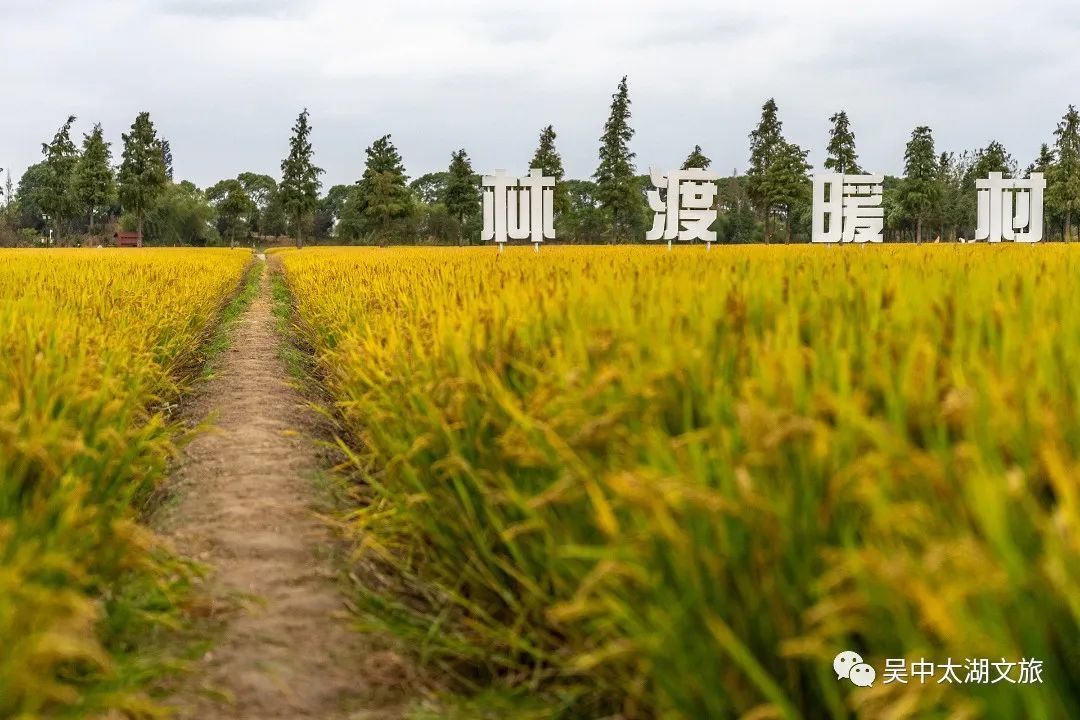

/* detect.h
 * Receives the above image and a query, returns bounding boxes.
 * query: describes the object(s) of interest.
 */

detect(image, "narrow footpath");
[160,261,412,719]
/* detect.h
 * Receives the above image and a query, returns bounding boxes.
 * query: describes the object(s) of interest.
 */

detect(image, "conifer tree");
[824,111,861,174]
[899,125,939,243]
[719,172,756,243]
[971,140,1017,179]
[444,149,480,244]
[2,169,11,222]
[936,151,966,240]
[280,108,323,248]
[747,98,784,241]
[529,125,570,219]
[74,123,116,233]
[118,111,168,245]
[40,115,79,246]
[354,134,413,244]
[1027,143,1059,238]
[765,141,812,243]
[1026,144,1056,177]
[160,139,174,182]
[681,145,712,170]
[594,76,641,243]
[1049,105,1080,242]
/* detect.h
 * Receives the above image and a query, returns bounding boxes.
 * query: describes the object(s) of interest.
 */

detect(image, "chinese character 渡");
[645,167,719,249]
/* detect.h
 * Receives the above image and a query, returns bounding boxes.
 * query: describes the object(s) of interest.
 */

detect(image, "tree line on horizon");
[2,78,1080,248]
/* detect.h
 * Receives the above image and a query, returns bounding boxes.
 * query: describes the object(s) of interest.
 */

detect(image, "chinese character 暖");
[812,173,885,243]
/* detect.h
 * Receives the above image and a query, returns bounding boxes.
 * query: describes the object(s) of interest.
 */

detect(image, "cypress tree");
[1027,144,1056,177]
[1049,105,1080,242]
[355,134,413,244]
[765,141,812,243]
[971,140,1017,179]
[747,98,784,241]
[529,125,570,219]
[160,139,174,182]
[681,145,712,170]
[118,112,168,245]
[444,148,480,244]
[74,123,116,233]
[824,111,861,174]
[40,115,79,246]
[594,76,641,243]
[1027,144,1058,238]
[280,108,323,248]
[1,169,11,224]
[900,125,939,243]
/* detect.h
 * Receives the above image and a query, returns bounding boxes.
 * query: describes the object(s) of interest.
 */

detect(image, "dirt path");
[160,261,411,719]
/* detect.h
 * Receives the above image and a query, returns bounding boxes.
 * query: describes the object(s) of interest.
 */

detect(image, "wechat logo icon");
[834,650,876,687]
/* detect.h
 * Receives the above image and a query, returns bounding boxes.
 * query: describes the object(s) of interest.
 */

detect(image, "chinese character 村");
[481,168,556,251]
[645,167,719,249]
[975,172,1045,242]
[812,173,885,243]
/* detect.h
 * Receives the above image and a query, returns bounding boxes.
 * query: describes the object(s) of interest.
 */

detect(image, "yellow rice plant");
[282,245,1079,719]
[0,249,248,718]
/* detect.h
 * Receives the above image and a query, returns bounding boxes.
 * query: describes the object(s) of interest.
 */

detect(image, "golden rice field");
[280,245,1079,719]
[0,249,248,717]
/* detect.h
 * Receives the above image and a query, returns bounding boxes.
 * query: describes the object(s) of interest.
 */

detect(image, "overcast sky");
[1,0,1077,191]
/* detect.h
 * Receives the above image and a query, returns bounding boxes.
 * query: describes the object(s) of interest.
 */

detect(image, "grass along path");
[158,258,413,719]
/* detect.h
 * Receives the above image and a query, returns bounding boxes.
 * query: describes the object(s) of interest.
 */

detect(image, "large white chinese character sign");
[646,167,720,250]
[482,168,556,251]
[812,174,884,243]
[976,172,1045,242]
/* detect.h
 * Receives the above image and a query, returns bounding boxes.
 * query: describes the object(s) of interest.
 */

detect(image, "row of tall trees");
[739,100,1080,244]
[5,87,1080,247]
[298,83,1080,246]
[1,110,326,247]
[291,77,743,246]
[3,112,173,246]
[889,106,1080,243]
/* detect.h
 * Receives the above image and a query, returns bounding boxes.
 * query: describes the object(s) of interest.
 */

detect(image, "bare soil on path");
[159,262,412,719]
